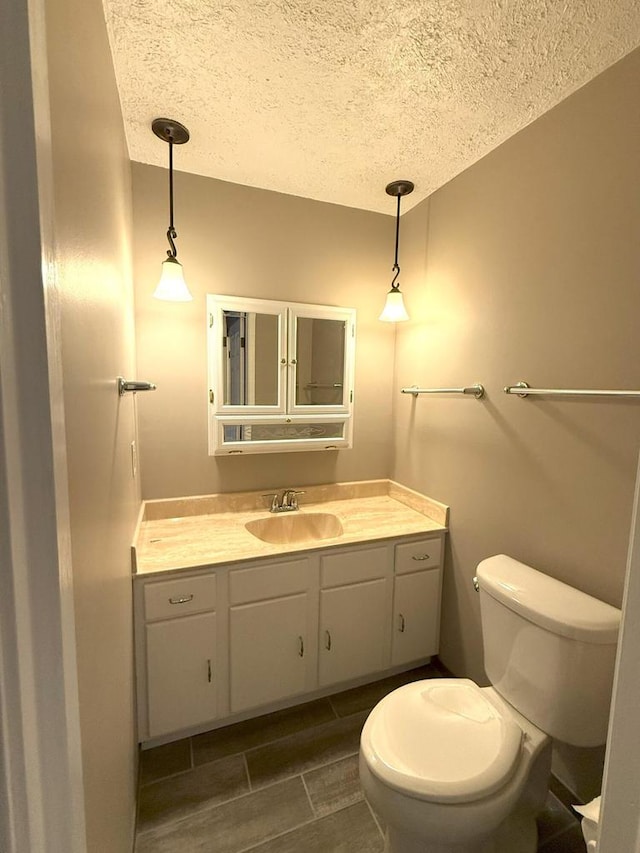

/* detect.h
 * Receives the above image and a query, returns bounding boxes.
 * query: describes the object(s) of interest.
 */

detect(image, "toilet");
[359,554,621,853]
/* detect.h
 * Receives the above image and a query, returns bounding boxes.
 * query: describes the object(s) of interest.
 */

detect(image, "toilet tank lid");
[476,555,620,644]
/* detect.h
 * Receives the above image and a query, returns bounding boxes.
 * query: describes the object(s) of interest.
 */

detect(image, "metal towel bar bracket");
[504,381,640,399]
[401,384,485,399]
[117,377,157,396]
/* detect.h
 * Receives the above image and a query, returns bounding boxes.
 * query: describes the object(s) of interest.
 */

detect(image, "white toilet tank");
[476,555,621,747]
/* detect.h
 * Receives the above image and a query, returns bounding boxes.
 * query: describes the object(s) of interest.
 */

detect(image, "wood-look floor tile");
[138,754,248,833]
[536,792,579,847]
[136,777,313,853]
[303,754,363,817]
[246,801,384,852]
[246,711,367,790]
[329,665,440,717]
[139,739,191,785]
[192,698,336,765]
[537,822,587,852]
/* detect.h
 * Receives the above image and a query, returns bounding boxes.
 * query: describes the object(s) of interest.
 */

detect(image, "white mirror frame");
[207,295,356,456]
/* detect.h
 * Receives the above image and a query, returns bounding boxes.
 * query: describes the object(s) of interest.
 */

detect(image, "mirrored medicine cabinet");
[207,295,356,455]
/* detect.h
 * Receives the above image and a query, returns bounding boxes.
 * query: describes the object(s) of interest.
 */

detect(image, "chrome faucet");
[282,489,303,510]
[262,489,305,512]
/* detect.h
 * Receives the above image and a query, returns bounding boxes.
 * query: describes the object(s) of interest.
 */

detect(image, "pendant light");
[379,179,414,322]
[152,118,193,302]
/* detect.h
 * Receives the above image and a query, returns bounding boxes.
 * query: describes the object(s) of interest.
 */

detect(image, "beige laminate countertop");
[133,481,448,578]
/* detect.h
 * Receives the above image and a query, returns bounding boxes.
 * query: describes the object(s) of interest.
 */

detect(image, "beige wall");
[393,48,640,797]
[133,165,396,498]
[46,0,138,849]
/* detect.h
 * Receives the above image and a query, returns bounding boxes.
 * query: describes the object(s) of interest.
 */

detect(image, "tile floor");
[136,664,585,852]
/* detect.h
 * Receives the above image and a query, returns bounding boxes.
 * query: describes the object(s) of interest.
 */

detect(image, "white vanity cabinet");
[141,575,218,738]
[135,531,444,744]
[318,545,392,686]
[391,538,443,666]
[228,557,317,713]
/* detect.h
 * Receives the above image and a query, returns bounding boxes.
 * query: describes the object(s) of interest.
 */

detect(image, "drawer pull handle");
[169,594,194,605]
[398,614,406,633]
[325,630,332,651]
[207,659,212,683]
[298,636,305,657]
[412,554,430,562]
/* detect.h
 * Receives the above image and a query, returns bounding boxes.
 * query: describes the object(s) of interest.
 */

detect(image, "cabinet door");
[392,570,441,666]
[208,294,288,416]
[230,593,310,713]
[146,612,217,738]
[287,304,355,415]
[319,578,389,687]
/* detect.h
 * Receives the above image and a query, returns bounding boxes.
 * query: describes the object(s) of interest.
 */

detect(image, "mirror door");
[210,297,287,415]
[287,305,354,415]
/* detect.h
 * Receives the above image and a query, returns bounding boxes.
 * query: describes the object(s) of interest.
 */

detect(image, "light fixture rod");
[152,118,190,260]
[168,135,174,233]
[167,136,177,257]
[393,193,401,275]
[385,180,414,291]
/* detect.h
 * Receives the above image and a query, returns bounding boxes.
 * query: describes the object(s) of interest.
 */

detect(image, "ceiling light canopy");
[152,118,193,302]
[379,180,414,323]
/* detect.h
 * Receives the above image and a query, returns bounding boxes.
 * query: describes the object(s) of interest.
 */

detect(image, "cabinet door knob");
[169,594,194,605]
[298,636,305,657]
[290,358,297,365]
[325,630,332,651]
[411,554,430,562]
[207,659,212,683]
[398,614,406,633]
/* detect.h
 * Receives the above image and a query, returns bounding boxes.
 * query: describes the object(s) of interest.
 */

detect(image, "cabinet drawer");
[144,575,216,622]
[395,537,442,575]
[230,558,310,605]
[321,545,389,588]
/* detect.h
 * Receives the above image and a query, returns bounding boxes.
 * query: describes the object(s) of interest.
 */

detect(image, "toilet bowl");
[359,555,621,853]
[360,679,551,853]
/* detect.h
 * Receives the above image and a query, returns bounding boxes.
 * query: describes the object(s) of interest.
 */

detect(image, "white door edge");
[598,450,640,853]
[0,0,87,851]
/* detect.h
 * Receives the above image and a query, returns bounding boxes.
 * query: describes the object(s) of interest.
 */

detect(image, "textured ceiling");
[103,1,640,214]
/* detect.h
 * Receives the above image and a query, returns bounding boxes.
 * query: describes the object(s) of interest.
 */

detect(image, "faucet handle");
[262,493,280,512]
[289,490,305,509]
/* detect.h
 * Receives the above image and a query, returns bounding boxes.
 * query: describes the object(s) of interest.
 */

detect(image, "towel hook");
[117,377,157,396]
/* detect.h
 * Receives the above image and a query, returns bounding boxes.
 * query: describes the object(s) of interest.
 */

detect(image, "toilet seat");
[361,679,523,804]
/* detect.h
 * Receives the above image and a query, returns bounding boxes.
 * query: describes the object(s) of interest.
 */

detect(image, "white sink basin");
[245,512,344,545]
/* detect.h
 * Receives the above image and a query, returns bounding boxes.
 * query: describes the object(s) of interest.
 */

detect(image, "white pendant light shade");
[153,256,193,302]
[379,287,409,322]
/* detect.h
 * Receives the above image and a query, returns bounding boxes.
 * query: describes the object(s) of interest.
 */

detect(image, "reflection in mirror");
[223,310,279,406]
[295,317,346,406]
[223,422,345,443]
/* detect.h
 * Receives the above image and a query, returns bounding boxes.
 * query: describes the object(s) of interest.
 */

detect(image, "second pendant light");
[379,180,414,322]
